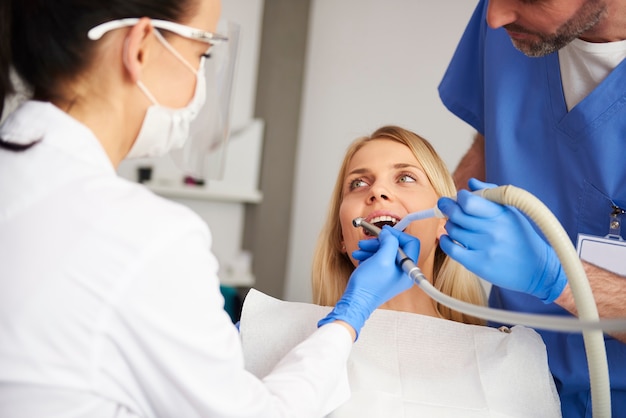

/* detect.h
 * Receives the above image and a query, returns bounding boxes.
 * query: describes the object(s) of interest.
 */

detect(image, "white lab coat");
[0,101,351,418]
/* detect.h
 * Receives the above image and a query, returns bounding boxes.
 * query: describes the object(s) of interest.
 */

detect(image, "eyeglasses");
[87,18,228,50]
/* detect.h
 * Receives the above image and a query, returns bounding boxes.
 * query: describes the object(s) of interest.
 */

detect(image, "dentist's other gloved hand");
[318,226,418,339]
[437,178,567,303]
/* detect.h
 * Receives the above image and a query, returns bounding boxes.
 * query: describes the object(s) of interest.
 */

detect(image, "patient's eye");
[398,173,416,183]
[349,178,368,190]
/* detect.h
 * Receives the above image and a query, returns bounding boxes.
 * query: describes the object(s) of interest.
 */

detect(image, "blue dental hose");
[354,185,626,418]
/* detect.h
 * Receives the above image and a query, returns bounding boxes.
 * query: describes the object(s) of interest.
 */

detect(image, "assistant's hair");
[311,125,486,325]
[0,0,198,149]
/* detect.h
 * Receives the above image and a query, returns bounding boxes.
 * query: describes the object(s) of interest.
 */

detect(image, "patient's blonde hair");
[311,125,486,325]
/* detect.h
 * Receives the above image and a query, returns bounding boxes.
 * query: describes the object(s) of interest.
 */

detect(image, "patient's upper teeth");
[370,215,398,224]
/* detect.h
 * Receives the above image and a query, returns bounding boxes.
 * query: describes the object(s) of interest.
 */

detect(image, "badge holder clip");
[606,205,625,241]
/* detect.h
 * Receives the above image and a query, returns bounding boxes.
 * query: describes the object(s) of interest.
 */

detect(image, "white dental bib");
[239,289,561,417]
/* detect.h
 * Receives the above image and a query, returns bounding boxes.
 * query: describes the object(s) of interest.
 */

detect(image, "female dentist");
[0,0,418,416]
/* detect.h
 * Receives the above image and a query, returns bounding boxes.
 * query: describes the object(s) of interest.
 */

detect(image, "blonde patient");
[239,125,560,416]
[312,125,486,324]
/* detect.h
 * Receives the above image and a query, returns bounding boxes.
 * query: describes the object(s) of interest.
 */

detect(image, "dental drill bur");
[352,217,428,285]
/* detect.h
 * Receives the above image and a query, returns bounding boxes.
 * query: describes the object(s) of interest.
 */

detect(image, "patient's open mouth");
[363,215,399,236]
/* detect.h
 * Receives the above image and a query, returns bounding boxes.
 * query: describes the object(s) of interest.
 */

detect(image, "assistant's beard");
[506,0,607,57]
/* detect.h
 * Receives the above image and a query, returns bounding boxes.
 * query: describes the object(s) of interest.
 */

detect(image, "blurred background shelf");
[146,182,262,204]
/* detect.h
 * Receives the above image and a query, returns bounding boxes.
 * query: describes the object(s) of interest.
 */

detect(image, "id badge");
[576,234,626,276]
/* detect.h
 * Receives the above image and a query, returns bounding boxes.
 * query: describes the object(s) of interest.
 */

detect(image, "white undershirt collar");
[558,37,626,110]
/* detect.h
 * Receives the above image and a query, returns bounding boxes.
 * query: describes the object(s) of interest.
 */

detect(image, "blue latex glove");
[437,178,567,303]
[352,226,420,265]
[318,226,418,339]
[351,237,382,263]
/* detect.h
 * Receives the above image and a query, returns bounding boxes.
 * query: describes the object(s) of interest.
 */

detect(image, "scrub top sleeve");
[438,0,488,135]
[101,224,351,417]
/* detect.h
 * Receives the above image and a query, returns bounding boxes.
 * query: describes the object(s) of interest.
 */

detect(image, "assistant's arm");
[555,261,626,342]
[453,133,485,191]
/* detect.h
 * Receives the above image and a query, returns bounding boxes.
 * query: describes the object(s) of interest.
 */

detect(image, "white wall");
[285,0,478,302]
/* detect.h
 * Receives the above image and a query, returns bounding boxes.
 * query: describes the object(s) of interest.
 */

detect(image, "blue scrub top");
[439,1,626,416]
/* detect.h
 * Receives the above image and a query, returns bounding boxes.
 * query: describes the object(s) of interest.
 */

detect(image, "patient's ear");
[436,218,446,240]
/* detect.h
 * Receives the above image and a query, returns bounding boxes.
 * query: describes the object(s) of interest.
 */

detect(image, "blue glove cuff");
[541,264,568,304]
[318,299,369,340]
[536,247,568,304]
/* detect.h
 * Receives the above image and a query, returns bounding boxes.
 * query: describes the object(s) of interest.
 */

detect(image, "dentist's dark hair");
[0,0,13,119]
[0,0,197,150]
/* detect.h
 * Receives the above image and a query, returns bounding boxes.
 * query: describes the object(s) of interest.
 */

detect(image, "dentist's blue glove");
[351,227,420,264]
[351,237,381,263]
[437,178,567,303]
[318,226,418,339]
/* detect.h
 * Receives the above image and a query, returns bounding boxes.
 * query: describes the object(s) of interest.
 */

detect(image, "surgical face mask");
[89,18,238,178]
[127,30,207,159]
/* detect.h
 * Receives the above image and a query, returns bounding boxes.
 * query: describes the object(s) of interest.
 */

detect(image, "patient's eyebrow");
[347,168,370,176]
[393,163,423,171]
[348,163,422,174]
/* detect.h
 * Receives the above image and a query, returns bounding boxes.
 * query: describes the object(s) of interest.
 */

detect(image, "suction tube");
[393,207,443,232]
[393,190,481,232]
[479,186,611,418]
[354,185,619,417]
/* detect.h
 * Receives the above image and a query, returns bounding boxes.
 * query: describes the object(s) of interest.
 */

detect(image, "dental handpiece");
[352,217,428,285]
